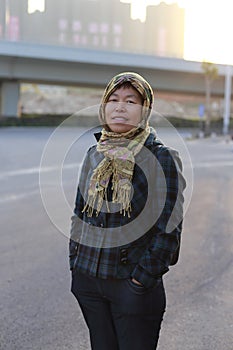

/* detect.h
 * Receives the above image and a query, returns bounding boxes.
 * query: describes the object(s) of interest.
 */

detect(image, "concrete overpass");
[0,40,231,117]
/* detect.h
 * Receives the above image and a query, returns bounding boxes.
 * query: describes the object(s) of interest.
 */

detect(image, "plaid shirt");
[69,129,186,288]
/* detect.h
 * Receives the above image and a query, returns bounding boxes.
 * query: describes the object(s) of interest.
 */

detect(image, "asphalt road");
[0,127,233,350]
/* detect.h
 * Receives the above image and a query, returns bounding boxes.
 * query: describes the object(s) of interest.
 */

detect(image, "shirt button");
[120,248,128,257]
[120,257,128,265]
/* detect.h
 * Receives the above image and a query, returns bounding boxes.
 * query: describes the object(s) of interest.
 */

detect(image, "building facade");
[0,0,185,58]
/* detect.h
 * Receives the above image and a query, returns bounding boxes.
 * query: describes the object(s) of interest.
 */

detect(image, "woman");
[69,72,186,350]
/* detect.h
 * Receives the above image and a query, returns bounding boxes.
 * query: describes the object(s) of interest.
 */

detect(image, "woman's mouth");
[112,117,128,123]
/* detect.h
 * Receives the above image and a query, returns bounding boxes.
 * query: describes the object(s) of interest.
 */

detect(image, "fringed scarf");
[82,126,151,217]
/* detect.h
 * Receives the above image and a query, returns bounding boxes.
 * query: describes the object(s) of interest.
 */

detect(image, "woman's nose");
[115,102,126,111]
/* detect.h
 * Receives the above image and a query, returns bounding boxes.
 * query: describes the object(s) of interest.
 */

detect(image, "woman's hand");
[131,278,143,286]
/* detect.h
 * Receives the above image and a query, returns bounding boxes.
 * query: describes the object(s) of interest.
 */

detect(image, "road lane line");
[193,160,233,168]
[0,189,39,204]
[0,159,232,182]
[0,163,80,180]
[0,160,232,205]
[0,163,81,204]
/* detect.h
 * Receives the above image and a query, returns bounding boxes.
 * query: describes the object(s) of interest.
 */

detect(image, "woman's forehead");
[109,85,143,98]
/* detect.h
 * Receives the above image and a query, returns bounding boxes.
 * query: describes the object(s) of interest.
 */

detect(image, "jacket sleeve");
[131,147,186,288]
[69,148,92,270]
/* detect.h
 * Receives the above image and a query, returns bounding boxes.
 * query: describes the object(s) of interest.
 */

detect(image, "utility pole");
[223,65,232,135]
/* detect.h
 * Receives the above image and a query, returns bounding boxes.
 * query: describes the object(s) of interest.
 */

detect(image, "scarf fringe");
[82,185,110,217]
[82,126,150,217]
[112,182,132,217]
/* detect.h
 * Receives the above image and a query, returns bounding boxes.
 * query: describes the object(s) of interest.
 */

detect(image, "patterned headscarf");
[99,71,154,129]
[83,72,154,217]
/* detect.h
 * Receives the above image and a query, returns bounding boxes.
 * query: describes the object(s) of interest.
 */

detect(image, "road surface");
[0,127,233,350]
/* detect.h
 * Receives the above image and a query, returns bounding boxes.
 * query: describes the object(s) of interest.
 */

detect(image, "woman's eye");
[126,100,135,104]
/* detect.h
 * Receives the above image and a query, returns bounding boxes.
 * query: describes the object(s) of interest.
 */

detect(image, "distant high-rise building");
[1,0,27,41]
[145,3,185,57]
[69,0,131,51]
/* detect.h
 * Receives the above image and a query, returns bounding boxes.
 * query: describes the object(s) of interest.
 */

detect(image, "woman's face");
[104,85,143,133]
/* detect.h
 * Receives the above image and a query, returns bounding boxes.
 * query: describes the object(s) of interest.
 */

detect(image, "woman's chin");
[108,123,135,133]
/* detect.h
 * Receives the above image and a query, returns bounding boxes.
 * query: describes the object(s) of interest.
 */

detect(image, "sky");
[29,0,233,65]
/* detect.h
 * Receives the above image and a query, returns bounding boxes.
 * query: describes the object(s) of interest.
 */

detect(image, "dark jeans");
[71,270,166,350]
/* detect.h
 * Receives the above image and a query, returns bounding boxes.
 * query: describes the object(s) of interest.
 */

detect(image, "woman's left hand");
[131,278,143,286]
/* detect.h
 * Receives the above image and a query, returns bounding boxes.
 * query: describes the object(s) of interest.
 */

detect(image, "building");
[0,0,185,58]
[145,2,185,57]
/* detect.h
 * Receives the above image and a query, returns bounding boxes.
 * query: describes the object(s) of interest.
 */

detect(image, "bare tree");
[201,61,218,135]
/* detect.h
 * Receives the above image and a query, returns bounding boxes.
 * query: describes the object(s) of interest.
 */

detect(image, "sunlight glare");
[121,0,233,64]
[28,0,45,14]
[184,0,233,64]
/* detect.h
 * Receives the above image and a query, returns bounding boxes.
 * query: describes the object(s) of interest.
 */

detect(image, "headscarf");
[82,72,154,217]
[99,71,154,129]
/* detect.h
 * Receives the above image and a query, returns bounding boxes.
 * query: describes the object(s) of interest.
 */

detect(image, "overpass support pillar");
[0,81,20,117]
[223,65,232,135]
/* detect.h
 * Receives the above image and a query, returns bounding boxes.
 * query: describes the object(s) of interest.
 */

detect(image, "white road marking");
[0,190,39,204]
[193,160,233,168]
[0,159,232,204]
[0,163,80,180]
[0,163,80,204]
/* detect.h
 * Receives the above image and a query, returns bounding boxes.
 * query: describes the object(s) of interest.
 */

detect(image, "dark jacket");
[69,129,186,288]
